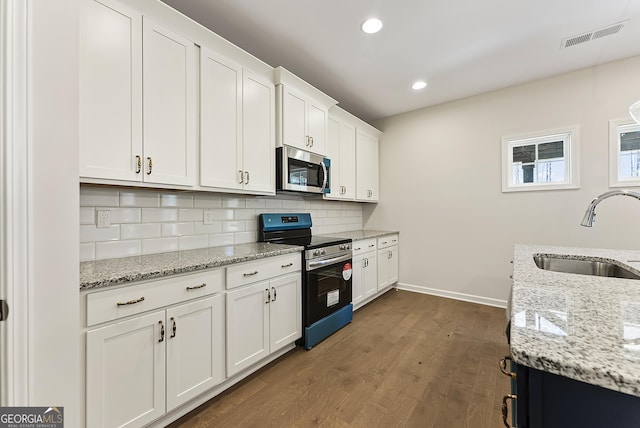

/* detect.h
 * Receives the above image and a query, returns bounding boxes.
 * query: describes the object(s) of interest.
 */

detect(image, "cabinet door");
[307,100,327,155]
[363,252,378,299]
[242,70,275,194]
[356,132,379,202]
[200,48,242,190]
[324,117,341,199]
[86,311,165,428]
[79,0,142,181]
[339,122,357,199]
[377,249,391,290]
[166,295,225,411]
[269,273,302,353]
[351,254,366,305]
[226,282,270,377]
[142,18,196,186]
[388,246,399,286]
[280,86,308,150]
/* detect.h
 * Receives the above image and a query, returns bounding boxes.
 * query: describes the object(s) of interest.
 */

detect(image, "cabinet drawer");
[352,239,377,256]
[378,234,399,249]
[226,253,301,290]
[86,268,224,326]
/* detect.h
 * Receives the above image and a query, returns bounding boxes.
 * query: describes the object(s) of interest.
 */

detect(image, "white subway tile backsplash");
[95,240,141,259]
[80,243,95,262]
[222,197,245,209]
[162,222,195,237]
[80,187,119,207]
[80,186,363,261]
[109,208,142,224]
[80,207,95,225]
[194,193,222,208]
[179,208,204,222]
[142,208,178,223]
[80,224,120,243]
[194,222,223,234]
[121,223,161,240]
[234,231,256,244]
[222,220,245,233]
[161,193,194,208]
[179,235,209,250]
[142,237,179,255]
[208,233,235,247]
[120,190,160,208]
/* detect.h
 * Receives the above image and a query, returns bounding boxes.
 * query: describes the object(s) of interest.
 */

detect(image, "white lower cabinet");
[352,239,378,307]
[377,235,399,291]
[85,269,225,428]
[226,272,301,377]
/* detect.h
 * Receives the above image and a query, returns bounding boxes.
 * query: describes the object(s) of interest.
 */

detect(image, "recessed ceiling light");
[412,81,427,90]
[362,18,383,34]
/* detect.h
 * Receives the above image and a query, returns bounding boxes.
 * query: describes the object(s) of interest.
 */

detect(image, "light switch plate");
[96,210,111,228]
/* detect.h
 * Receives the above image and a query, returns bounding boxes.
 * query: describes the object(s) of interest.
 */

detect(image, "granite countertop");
[511,244,640,397]
[322,230,399,241]
[80,242,303,291]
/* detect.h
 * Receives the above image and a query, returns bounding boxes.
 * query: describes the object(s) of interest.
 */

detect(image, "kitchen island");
[510,244,640,427]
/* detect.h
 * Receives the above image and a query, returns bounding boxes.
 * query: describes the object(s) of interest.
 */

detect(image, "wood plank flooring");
[168,290,511,428]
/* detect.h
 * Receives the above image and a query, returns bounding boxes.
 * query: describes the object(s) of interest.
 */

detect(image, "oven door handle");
[307,253,352,271]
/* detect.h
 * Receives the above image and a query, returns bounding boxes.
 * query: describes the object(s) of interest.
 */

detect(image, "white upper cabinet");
[80,0,196,187]
[142,18,196,186]
[200,49,275,195]
[356,129,380,202]
[80,0,142,181]
[325,109,356,201]
[275,67,337,156]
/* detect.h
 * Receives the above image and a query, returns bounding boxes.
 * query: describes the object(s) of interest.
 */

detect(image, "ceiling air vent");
[561,20,628,50]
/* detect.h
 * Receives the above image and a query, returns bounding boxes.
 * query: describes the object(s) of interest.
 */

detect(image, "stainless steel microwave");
[276,146,330,194]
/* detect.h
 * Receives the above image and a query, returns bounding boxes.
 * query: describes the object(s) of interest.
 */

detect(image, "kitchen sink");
[533,255,640,280]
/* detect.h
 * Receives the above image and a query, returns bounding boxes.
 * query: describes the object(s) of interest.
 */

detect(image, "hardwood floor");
[169,290,511,428]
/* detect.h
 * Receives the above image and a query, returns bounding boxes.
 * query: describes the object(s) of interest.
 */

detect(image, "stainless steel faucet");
[581,189,640,227]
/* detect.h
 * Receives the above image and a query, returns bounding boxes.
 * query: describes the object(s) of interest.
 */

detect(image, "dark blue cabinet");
[511,362,640,428]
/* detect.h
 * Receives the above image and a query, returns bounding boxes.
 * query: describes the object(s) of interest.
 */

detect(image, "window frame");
[609,118,640,188]
[501,126,580,193]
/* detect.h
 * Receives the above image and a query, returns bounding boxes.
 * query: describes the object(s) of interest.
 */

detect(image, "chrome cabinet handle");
[170,317,176,338]
[501,394,516,427]
[245,171,250,184]
[305,136,310,147]
[135,155,142,174]
[281,262,294,268]
[147,157,152,175]
[238,170,244,184]
[272,287,277,302]
[265,288,271,304]
[117,296,145,306]
[499,356,516,378]
[158,320,165,343]
[310,136,314,147]
[186,283,207,290]
[243,270,258,277]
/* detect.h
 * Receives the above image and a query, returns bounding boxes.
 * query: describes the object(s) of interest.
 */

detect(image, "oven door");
[305,253,352,326]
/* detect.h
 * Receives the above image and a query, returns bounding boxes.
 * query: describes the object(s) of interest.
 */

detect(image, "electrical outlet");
[96,210,111,229]
[203,210,215,225]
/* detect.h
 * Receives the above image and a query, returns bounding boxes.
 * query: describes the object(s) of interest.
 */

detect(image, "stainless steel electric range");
[258,213,352,349]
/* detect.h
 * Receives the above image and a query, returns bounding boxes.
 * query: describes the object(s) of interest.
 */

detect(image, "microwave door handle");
[320,161,328,193]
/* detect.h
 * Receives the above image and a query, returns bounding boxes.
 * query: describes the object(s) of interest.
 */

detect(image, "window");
[502,127,580,192]
[609,118,640,187]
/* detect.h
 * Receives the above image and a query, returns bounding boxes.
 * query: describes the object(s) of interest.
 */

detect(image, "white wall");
[367,55,640,306]
[28,0,80,424]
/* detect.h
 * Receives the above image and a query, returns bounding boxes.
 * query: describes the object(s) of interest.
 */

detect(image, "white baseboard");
[397,282,507,309]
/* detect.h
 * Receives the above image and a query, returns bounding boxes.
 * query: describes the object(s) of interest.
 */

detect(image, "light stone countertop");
[322,230,398,241]
[511,244,640,397]
[80,242,303,291]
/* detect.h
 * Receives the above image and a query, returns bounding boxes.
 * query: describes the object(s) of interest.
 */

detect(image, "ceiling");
[162,0,640,123]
